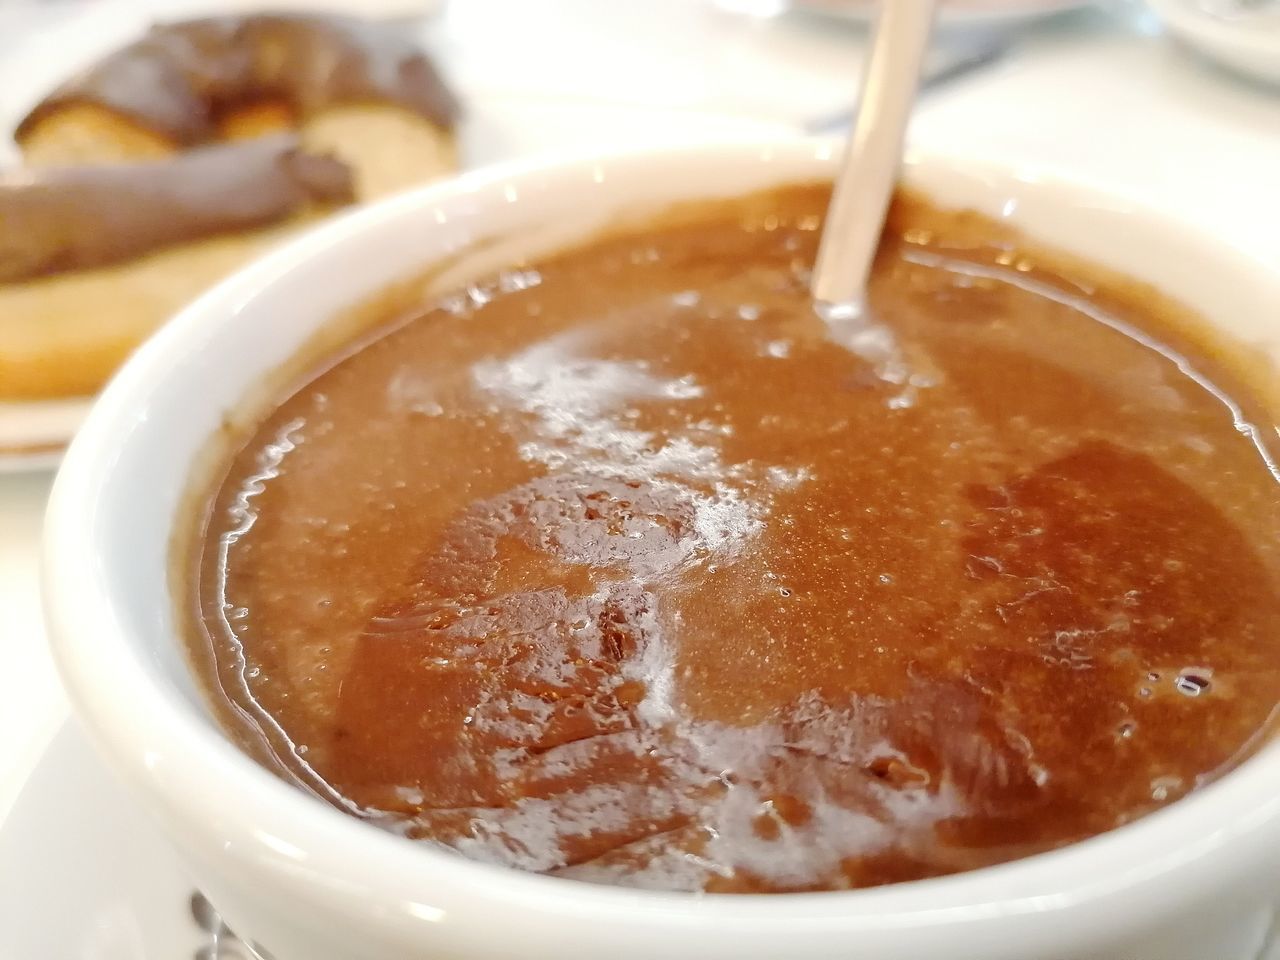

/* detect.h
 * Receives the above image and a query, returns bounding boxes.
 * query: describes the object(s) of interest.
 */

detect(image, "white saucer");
[0,721,263,959]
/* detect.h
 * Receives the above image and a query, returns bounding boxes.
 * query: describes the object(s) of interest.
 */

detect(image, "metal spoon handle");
[811,0,939,307]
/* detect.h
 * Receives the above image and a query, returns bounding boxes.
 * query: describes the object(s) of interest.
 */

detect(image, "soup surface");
[188,184,1280,893]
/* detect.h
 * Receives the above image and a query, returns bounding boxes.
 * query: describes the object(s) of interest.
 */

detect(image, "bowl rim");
[42,137,1280,941]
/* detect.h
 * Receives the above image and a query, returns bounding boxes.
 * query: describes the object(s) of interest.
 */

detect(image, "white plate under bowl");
[0,721,251,959]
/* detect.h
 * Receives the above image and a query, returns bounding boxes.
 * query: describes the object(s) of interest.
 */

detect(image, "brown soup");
[185,183,1280,893]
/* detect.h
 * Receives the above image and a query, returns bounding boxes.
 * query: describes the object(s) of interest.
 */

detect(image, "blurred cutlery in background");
[805,33,1007,133]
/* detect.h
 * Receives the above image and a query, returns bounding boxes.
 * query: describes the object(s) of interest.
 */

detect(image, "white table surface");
[2,0,1279,830]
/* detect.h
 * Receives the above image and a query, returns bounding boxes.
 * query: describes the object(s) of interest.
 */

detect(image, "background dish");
[1147,0,1280,87]
[0,399,91,474]
[789,0,1093,28]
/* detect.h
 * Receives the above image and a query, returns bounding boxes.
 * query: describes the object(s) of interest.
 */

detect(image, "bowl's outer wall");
[43,141,1280,960]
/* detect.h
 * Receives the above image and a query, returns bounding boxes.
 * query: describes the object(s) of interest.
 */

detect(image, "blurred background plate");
[0,400,93,474]
[1147,0,1280,86]
[789,0,1094,27]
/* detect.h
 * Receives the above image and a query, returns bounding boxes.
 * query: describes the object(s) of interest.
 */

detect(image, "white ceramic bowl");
[43,140,1280,960]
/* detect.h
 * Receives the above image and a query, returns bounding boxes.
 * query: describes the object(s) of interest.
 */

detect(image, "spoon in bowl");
[811,0,940,312]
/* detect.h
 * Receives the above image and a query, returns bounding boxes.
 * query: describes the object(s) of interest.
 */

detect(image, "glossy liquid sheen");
[190,185,1280,893]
